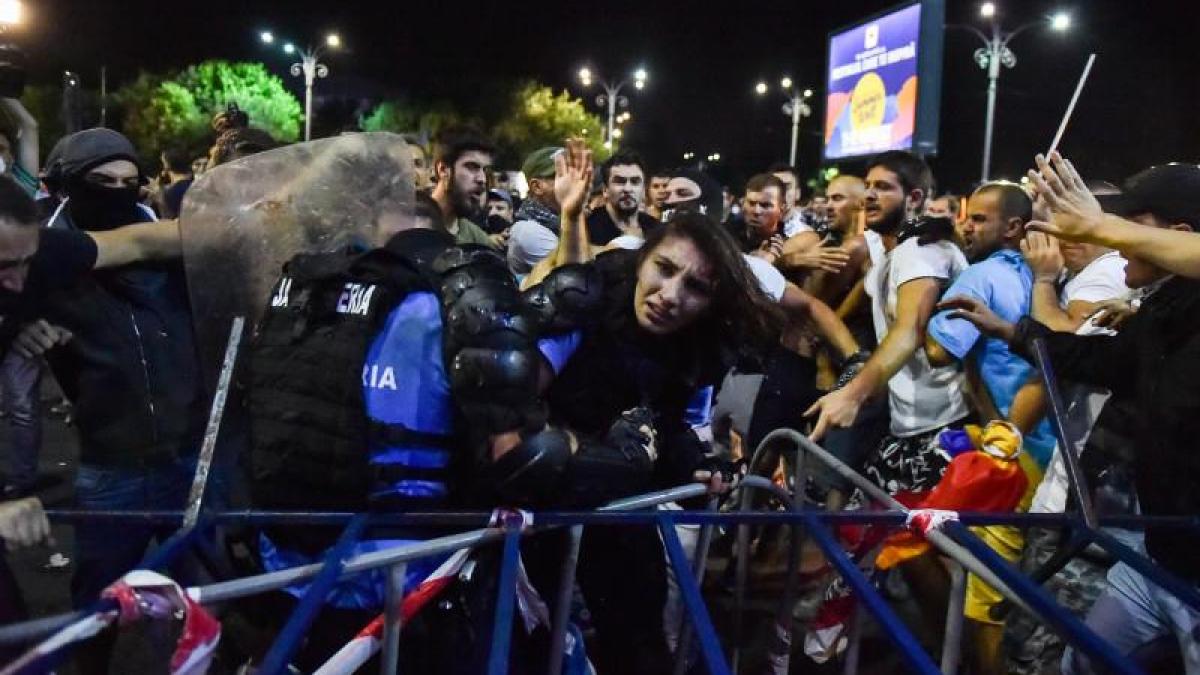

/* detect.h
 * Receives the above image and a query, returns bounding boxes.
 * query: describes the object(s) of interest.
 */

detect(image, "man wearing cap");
[485,187,514,228]
[507,146,563,277]
[945,155,1200,673]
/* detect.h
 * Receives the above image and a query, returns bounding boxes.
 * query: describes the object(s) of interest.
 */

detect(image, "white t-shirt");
[507,219,558,275]
[742,254,787,302]
[864,236,969,436]
[782,210,814,239]
[1060,251,1129,335]
[1030,251,1129,513]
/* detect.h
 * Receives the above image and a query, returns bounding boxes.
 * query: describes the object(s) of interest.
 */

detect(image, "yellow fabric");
[964,454,1045,624]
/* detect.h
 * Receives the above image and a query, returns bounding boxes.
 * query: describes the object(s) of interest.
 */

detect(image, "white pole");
[1045,53,1096,158]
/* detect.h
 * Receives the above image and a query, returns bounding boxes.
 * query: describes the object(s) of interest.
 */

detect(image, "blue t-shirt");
[928,249,1055,466]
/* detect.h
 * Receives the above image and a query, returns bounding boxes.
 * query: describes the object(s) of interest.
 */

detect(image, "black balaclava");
[663,169,723,223]
[44,129,147,232]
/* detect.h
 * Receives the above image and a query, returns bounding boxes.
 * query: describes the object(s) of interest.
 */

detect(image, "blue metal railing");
[2,323,1194,674]
[2,494,1191,674]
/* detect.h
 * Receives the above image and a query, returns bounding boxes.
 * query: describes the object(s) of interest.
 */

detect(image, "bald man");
[802,175,871,313]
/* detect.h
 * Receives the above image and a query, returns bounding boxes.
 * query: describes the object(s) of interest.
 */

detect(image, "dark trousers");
[0,351,41,490]
[576,525,672,675]
[71,458,196,675]
[746,347,822,453]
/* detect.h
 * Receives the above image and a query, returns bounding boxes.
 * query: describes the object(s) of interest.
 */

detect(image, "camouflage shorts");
[1005,527,1110,675]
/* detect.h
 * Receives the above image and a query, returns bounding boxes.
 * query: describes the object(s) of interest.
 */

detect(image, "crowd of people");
[0,90,1193,675]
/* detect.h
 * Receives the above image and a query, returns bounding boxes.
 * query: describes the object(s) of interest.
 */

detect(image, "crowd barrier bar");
[6,440,1195,673]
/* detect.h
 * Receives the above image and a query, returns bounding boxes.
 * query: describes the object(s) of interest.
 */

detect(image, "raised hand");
[937,295,1017,342]
[1025,152,1104,242]
[554,138,594,223]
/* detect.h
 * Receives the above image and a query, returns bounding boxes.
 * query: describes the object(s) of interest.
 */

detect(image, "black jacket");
[1012,275,1200,582]
[546,250,726,489]
[44,209,205,467]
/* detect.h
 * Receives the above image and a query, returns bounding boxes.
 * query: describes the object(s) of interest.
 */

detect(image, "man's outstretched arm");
[89,219,182,269]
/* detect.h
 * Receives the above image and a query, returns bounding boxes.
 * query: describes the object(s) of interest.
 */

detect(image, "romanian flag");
[876,421,1029,570]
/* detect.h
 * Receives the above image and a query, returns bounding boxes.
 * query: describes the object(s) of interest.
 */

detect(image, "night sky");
[13,0,1200,194]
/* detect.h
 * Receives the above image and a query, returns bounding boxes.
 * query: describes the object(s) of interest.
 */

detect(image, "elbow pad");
[436,245,546,435]
[522,263,604,333]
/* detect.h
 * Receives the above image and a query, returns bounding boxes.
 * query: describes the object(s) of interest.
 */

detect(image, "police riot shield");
[179,132,416,391]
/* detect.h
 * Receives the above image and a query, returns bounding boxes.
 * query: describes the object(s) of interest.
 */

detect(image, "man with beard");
[917,183,1056,673]
[807,151,969,492]
[586,150,659,246]
[429,126,500,248]
[942,156,1200,674]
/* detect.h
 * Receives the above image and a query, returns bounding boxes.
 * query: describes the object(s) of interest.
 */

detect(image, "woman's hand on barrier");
[693,455,742,495]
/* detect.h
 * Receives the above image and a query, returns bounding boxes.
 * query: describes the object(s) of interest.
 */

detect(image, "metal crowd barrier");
[4,443,1198,673]
[4,325,1200,674]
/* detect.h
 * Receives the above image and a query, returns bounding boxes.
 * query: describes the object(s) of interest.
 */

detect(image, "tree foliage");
[493,82,608,164]
[360,82,605,167]
[360,99,479,149]
[113,60,301,161]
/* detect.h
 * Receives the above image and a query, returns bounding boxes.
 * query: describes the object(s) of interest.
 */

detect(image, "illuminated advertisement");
[824,1,943,160]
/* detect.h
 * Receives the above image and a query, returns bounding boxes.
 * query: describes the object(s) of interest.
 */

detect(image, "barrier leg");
[765,438,807,672]
[841,602,863,675]
[547,525,582,675]
[672,497,719,675]
[941,521,1140,674]
[381,562,407,675]
[487,525,522,675]
[259,514,369,675]
[732,476,751,673]
[941,561,966,674]
[804,513,940,675]
[659,514,731,675]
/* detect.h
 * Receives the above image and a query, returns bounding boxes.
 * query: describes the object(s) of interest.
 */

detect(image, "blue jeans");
[0,351,41,490]
[70,458,196,608]
[1063,543,1200,674]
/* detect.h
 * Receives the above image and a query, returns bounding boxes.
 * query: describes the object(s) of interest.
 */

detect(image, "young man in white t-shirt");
[808,150,969,497]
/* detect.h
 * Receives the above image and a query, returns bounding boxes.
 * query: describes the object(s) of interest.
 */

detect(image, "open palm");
[555,138,594,222]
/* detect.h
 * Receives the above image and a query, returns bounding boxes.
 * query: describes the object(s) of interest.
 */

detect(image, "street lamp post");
[755,78,813,167]
[962,4,1070,181]
[261,31,342,141]
[578,66,647,149]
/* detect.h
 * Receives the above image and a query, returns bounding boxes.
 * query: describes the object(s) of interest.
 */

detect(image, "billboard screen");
[824,1,943,160]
